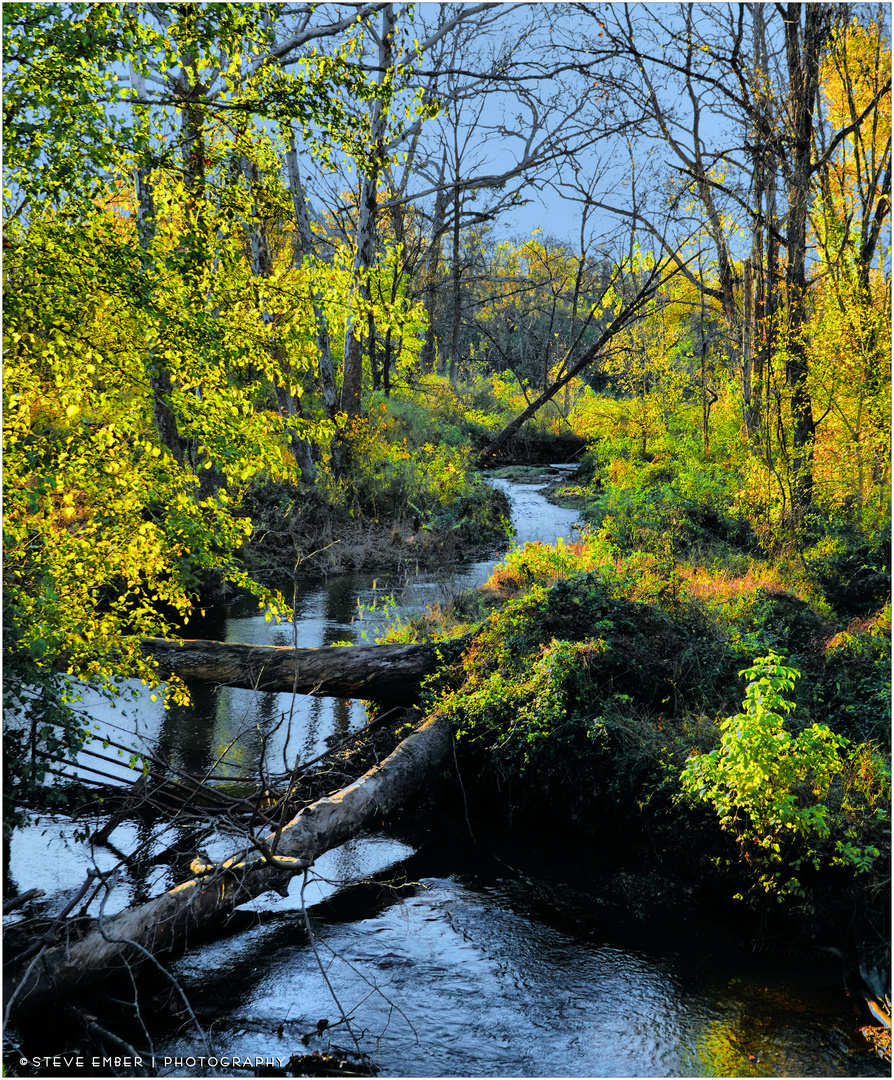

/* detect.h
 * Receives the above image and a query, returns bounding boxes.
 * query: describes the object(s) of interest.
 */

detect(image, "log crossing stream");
[6,468,885,1077]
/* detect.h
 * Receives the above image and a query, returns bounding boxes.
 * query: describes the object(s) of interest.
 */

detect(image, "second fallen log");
[4,710,454,1020]
[141,638,449,703]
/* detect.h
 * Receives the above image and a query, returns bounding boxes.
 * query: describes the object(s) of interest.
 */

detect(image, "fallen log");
[4,710,453,1021]
[141,637,448,703]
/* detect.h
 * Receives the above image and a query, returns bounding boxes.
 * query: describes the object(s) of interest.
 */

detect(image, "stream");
[6,467,886,1077]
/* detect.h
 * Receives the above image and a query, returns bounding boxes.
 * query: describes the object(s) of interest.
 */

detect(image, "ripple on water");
[157,864,884,1077]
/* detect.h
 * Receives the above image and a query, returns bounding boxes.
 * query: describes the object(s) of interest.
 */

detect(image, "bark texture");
[782,2,832,513]
[340,7,396,414]
[284,130,338,421]
[141,637,447,703]
[5,712,453,1020]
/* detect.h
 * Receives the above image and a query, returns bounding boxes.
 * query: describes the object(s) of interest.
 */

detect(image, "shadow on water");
[154,819,884,1077]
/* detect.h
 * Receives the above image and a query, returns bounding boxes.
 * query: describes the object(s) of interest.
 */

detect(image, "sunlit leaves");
[3,4,157,210]
[2,171,321,815]
[680,653,851,898]
[820,16,891,146]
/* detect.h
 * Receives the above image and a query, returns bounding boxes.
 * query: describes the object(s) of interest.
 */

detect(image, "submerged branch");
[4,710,453,1020]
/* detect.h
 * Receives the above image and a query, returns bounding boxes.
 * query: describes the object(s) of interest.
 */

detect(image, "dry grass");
[825,602,891,653]
[678,563,792,605]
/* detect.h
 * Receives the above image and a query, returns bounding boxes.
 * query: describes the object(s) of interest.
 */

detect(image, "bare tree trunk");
[368,308,379,391]
[782,3,833,515]
[449,180,462,385]
[242,155,316,479]
[743,5,771,444]
[383,326,393,395]
[420,163,449,373]
[4,711,453,1020]
[760,174,781,460]
[742,257,755,437]
[341,4,396,414]
[142,637,449,703]
[699,286,710,456]
[381,195,408,395]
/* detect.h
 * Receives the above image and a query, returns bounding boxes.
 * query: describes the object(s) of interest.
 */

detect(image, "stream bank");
[4,468,888,1077]
[234,432,585,583]
[236,468,512,582]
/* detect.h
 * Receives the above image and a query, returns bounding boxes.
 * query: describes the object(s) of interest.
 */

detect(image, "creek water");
[6,468,886,1077]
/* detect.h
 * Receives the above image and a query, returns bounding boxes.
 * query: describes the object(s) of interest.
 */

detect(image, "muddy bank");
[237,479,512,581]
[235,430,589,582]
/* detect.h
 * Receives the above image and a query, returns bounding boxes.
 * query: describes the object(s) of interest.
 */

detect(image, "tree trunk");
[174,52,220,499]
[130,60,191,472]
[449,180,462,385]
[420,160,449,373]
[341,4,396,415]
[782,2,832,514]
[141,637,450,703]
[368,308,379,391]
[743,5,776,446]
[4,711,453,1021]
[284,131,338,422]
[383,326,393,396]
[240,156,315,479]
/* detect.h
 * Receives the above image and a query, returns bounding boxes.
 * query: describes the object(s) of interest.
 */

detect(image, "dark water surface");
[7,469,886,1076]
[150,814,884,1078]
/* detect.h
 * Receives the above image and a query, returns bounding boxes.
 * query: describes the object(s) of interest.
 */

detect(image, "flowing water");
[6,468,886,1077]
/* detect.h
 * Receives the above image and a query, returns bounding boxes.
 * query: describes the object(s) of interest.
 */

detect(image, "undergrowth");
[409,543,889,929]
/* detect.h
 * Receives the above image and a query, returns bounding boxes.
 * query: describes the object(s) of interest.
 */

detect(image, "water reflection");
[60,469,579,798]
[157,842,882,1078]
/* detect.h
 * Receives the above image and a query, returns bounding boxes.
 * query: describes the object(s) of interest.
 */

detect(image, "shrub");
[439,573,734,787]
[483,536,611,595]
[799,520,891,616]
[679,653,879,902]
[579,459,753,566]
[323,412,492,524]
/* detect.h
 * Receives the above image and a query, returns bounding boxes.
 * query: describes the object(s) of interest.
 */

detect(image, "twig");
[270,707,407,781]
[450,723,476,844]
[311,936,419,1048]
[94,869,214,1058]
[300,869,363,1056]
[64,1004,147,1073]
